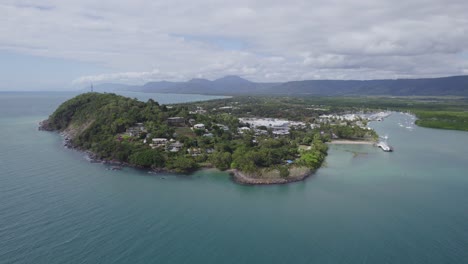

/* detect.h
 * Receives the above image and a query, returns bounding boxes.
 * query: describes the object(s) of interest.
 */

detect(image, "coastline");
[39,120,316,186]
[229,167,313,185]
[40,122,152,170]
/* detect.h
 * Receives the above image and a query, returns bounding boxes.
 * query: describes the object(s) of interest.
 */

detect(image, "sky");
[1,0,468,90]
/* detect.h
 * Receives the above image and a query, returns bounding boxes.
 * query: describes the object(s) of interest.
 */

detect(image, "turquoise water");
[1,93,467,263]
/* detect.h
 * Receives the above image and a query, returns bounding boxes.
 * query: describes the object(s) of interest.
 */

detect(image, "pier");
[377,141,393,152]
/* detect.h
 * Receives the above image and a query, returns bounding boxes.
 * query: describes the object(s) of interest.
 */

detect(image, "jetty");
[377,141,393,152]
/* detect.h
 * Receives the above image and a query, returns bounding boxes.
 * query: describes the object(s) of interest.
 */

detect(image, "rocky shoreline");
[39,120,125,166]
[38,120,53,131]
[39,119,209,174]
[229,168,313,185]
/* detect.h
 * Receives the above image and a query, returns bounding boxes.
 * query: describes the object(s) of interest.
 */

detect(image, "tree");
[210,151,232,171]
[277,165,290,178]
[129,149,165,168]
[168,155,198,173]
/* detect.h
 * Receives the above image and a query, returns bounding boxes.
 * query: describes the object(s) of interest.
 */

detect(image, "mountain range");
[92,75,468,96]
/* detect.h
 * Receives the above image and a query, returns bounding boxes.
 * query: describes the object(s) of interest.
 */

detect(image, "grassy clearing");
[175,127,196,138]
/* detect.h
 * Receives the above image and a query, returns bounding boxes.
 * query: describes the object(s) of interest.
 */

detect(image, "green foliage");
[129,149,165,168]
[277,165,290,178]
[210,151,232,171]
[48,93,194,170]
[167,155,199,173]
[194,129,205,136]
[414,111,468,131]
[229,137,299,173]
[297,134,328,170]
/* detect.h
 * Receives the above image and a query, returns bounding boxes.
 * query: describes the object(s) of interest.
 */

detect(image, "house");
[187,148,202,156]
[205,148,214,154]
[150,138,168,149]
[193,124,205,130]
[214,124,229,131]
[126,127,140,137]
[203,133,214,137]
[254,129,268,135]
[167,117,185,126]
[152,138,168,144]
[167,141,184,152]
[189,107,207,115]
[238,127,251,134]
[272,129,290,136]
[289,121,307,128]
[126,123,146,137]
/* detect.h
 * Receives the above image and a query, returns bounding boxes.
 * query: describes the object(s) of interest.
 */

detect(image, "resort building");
[150,138,168,149]
[193,124,205,130]
[167,141,184,152]
[167,117,185,126]
[126,123,146,137]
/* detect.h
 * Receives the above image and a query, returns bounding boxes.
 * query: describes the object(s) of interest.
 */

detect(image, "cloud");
[73,69,188,84]
[1,0,468,85]
[73,69,160,84]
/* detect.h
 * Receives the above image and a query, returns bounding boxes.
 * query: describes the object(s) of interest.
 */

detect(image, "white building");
[239,118,289,129]
[193,124,205,130]
[238,127,251,134]
[150,138,168,149]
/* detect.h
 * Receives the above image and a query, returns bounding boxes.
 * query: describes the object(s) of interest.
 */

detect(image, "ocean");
[0,92,467,263]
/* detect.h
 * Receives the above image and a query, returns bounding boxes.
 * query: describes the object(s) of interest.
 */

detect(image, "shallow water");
[0,93,467,263]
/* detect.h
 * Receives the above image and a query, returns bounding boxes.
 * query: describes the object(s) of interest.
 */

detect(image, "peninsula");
[40,93,378,184]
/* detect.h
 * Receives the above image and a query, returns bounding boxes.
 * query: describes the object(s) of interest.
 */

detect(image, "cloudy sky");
[1,0,468,90]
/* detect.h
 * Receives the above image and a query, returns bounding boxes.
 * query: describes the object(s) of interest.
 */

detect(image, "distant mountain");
[272,75,468,96]
[88,75,468,96]
[139,81,181,92]
[131,75,278,94]
[169,78,216,94]
[213,75,252,85]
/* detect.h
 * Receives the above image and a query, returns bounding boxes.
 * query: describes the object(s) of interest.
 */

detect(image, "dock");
[377,141,393,152]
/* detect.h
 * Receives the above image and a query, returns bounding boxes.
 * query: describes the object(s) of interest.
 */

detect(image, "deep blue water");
[0,92,467,263]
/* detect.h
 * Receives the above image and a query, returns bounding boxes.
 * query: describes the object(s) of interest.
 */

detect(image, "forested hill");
[96,75,468,96]
[41,92,190,157]
[45,92,155,133]
[40,92,200,172]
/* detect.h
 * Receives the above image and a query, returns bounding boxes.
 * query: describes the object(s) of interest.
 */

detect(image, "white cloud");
[73,69,161,84]
[1,0,468,85]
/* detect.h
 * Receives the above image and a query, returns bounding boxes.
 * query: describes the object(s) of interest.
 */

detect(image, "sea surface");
[1,92,467,264]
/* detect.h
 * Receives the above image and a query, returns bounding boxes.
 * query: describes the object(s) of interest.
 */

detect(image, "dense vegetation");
[48,93,193,172]
[45,93,375,177]
[414,111,468,131]
[185,96,468,131]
